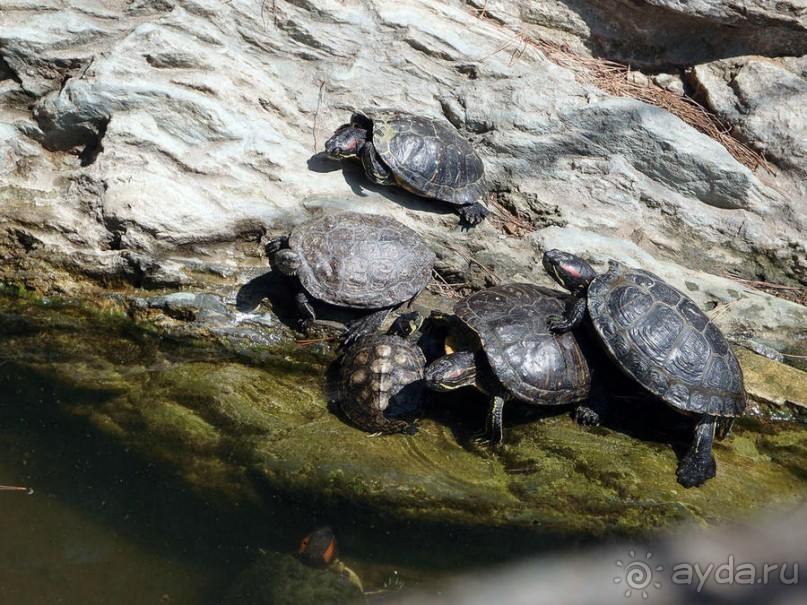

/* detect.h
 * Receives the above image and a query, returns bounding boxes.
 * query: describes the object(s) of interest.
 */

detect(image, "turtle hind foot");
[572,405,600,426]
[675,453,717,488]
[457,202,490,226]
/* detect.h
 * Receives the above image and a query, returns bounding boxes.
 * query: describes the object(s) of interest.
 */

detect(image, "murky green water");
[0,287,805,603]
[0,290,566,603]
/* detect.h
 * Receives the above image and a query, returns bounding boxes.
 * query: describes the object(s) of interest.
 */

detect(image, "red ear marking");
[564,266,581,278]
[322,538,337,564]
[298,534,311,555]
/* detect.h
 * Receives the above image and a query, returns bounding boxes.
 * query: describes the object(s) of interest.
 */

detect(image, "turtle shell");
[587,261,746,417]
[361,110,485,206]
[455,283,591,404]
[289,212,435,309]
[339,334,425,434]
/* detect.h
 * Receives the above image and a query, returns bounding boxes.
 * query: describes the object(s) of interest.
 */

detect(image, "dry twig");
[471,9,770,173]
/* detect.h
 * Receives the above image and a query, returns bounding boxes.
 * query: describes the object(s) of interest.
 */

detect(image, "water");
[1,289,805,603]
[0,396,244,604]
[0,292,554,603]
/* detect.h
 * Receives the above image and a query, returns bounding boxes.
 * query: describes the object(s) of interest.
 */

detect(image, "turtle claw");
[265,235,288,255]
[573,405,601,426]
[382,571,405,591]
[457,202,490,227]
[472,429,502,447]
[676,453,716,488]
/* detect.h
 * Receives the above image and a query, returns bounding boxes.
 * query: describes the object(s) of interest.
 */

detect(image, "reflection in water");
[0,402,243,605]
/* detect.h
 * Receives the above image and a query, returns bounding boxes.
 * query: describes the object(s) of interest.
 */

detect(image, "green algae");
[1,287,806,580]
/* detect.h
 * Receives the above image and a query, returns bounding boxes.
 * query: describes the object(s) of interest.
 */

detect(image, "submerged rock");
[1,291,804,548]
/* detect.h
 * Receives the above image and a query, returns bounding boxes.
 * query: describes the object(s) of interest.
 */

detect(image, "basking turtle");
[220,527,363,605]
[542,249,747,488]
[424,283,593,444]
[269,212,435,344]
[325,110,489,225]
[337,313,426,435]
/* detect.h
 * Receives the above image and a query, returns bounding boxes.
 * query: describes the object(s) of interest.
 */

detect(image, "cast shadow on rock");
[558,0,801,67]
[307,152,453,218]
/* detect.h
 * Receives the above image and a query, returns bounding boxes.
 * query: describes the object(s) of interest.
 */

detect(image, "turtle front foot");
[341,310,390,346]
[676,453,717,488]
[573,405,601,426]
[265,234,289,255]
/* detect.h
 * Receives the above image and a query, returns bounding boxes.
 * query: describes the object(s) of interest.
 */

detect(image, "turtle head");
[425,351,477,392]
[273,248,302,276]
[542,249,597,297]
[325,124,367,159]
[298,526,338,569]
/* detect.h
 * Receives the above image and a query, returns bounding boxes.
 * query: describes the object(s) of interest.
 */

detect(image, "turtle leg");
[547,298,587,333]
[342,308,391,346]
[457,202,490,226]
[479,394,506,446]
[676,414,718,488]
[360,142,397,186]
[387,311,424,338]
[265,234,289,255]
[572,379,608,426]
[295,291,316,329]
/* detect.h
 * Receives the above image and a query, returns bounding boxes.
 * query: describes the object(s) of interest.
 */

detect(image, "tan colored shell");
[338,334,425,434]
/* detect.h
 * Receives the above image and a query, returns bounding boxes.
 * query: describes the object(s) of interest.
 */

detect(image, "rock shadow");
[556,0,807,69]
[236,267,374,338]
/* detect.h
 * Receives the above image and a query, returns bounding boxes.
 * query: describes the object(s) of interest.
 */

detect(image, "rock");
[0,0,805,569]
[736,347,807,413]
[688,57,807,203]
[1,289,805,543]
[651,72,685,96]
[1,2,805,299]
[513,0,807,66]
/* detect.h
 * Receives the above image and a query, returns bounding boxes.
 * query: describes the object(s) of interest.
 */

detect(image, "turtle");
[324,110,489,225]
[220,527,364,605]
[269,212,435,344]
[542,249,747,488]
[424,283,594,444]
[337,312,426,435]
